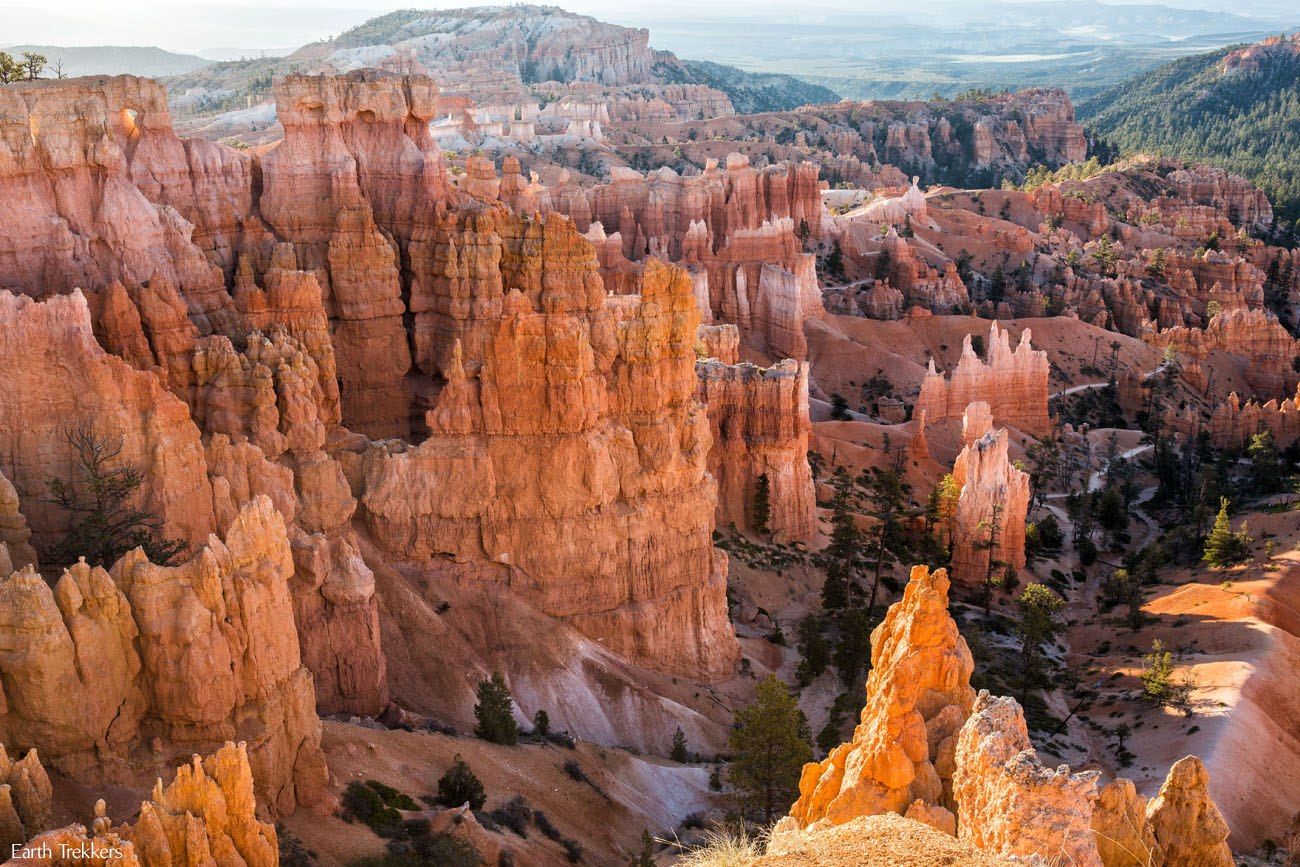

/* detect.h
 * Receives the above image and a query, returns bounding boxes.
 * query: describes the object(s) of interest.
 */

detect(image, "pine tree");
[1247,431,1283,494]
[1015,583,1063,703]
[436,754,487,810]
[670,726,689,763]
[822,469,862,610]
[533,708,550,737]
[727,675,813,824]
[1202,498,1250,568]
[833,606,873,687]
[794,614,831,687]
[44,425,188,567]
[752,473,772,536]
[474,672,519,745]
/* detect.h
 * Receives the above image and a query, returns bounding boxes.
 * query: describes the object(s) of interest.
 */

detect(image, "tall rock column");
[950,425,1029,590]
[789,566,975,828]
[696,358,816,542]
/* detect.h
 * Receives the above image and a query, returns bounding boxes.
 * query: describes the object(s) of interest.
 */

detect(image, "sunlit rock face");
[789,566,975,829]
[915,322,1052,438]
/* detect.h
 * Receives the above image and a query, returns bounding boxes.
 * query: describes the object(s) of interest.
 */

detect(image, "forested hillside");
[1081,35,1300,229]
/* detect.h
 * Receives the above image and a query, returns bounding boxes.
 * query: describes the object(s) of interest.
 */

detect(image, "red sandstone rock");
[790,566,975,826]
[950,426,1030,590]
[915,322,1052,438]
[697,358,816,542]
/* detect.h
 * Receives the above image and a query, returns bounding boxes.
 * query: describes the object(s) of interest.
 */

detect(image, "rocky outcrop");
[0,472,37,573]
[915,322,1052,438]
[790,566,975,827]
[1204,387,1300,449]
[360,253,739,680]
[697,323,740,364]
[543,155,825,358]
[1147,756,1233,867]
[1146,308,1298,398]
[259,70,451,437]
[0,290,214,555]
[0,498,326,816]
[17,741,277,866]
[950,426,1029,590]
[953,692,1102,866]
[0,76,245,331]
[1092,779,1157,867]
[697,358,816,542]
[0,745,51,848]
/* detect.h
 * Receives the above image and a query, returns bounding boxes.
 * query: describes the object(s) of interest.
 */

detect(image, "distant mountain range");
[1080,33,1300,227]
[626,0,1298,100]
[2,44,210,78]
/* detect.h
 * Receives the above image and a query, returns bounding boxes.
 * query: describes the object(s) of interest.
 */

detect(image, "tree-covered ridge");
[1080,38,1300,227]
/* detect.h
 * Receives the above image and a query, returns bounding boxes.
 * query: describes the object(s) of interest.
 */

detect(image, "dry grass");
[669,825,768,867]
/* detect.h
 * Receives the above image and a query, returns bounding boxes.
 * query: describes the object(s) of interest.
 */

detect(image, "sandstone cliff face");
[1203,387,1300,449]
[1146,308,1298,398]
[259,70,451,437]
[953,692,1102,866]
[950,426,1030,590]
[0,76,244,331]
[0,498,326,816]
[790,566,975,827]
[915,322,1052,438]
[361,252,739,679]
[18,741,277,867]
[542,155,825,359]
[697,358,816,542]
[0,291,214,554]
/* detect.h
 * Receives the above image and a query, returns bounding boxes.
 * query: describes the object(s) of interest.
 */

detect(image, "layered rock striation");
[359,252,739,679]
[697,358,816,542]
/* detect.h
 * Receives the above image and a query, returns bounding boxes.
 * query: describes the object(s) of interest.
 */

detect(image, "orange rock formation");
[697,358,816,542]
[915,322,1052,437]
[0,497,326,815]
[18,741,277,867]
[789,566,974,828]
[950,426,1030,590]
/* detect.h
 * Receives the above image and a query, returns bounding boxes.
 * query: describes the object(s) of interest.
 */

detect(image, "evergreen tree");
[533,708,550,737]
[1202,498,1251,568]
[752,473,772,536]
[1247,431,1283,494]
[630,830,656,867]
[474,671,519,745]
[833,606,873,687]
[829,393,851,420]
[1141,639,1190,709]
[794,614,831,687]
[822,469,862,610]
[436,754,487,810]
[1015,583,1063,703]
[44,425,187,567]
[670,726,689,763]
[727,675,813,824]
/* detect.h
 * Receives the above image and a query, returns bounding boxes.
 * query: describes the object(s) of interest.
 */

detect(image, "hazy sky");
[3,0,1294,54]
